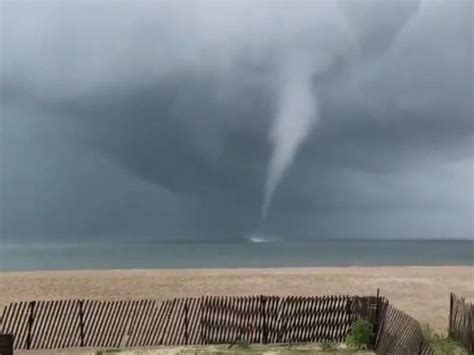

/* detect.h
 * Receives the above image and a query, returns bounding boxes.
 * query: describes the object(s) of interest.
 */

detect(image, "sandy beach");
[1,266,472,334]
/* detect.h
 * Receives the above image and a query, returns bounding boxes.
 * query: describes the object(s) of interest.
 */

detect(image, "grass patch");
[320,340,338,351]
[178,346,315,354]
[95,343,375,354]
[345,319,373,350]
[234,340,251,350]
[177,343,372,354]
[97,350,122,355]
[422,324,467,355]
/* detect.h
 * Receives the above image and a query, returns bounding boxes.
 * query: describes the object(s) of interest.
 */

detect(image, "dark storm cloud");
[1,0,472,240]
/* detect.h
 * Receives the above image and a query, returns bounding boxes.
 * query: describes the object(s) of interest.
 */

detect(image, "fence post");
[0,334,13,355]
[373,288,380,349]
[375,289,380,324]
[26,301,35,350]
[469,305,473,355]
[261,295,267,344]
[78,300,85,347]
[184,299,189,345]
[448,293,453,338]
[200,297,205,345]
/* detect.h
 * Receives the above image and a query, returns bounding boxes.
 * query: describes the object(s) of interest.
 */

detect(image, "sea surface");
[0,240,472,271]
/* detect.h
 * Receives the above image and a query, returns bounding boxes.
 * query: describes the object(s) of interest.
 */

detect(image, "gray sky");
[1,0,472,241]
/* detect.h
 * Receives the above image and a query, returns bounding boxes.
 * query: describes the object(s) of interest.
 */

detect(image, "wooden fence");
[449,293,473,354]
[0,295,379,351]
[374,303,436,355]
[201,295,379,345]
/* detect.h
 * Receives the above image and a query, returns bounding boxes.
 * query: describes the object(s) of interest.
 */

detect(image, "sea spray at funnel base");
[261,55,320,221]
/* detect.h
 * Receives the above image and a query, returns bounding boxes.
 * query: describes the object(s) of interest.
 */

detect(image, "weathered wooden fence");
[0,298,200,349]
[201,295,379,345]
[0,294,445,354]
[0,295,378,350]
[374,303,436,355]
[449,293,473,354]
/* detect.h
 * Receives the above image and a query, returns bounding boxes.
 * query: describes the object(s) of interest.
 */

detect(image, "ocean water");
[0,240,472,271]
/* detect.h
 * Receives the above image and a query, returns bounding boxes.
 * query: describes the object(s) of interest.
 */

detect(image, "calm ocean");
[0,240,472,271]
[0,241,474,271]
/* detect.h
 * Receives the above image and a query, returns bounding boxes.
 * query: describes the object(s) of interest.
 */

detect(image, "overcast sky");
[1,0,472,241]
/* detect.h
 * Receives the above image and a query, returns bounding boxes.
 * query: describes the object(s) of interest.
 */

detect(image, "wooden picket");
[449,293,473,354]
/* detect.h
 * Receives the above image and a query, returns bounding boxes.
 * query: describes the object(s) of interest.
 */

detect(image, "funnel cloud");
[262,55,319,220]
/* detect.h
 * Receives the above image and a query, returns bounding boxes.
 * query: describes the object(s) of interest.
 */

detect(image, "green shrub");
[345,319,373,350]
[422,324,466,355]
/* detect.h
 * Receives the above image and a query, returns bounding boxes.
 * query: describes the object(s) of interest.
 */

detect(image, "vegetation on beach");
[421,324,467,355]
[93,321,467,355]
[320,340,338,351]
[345,320,373,350]
[95,320,375,354]
[96,343,374,354]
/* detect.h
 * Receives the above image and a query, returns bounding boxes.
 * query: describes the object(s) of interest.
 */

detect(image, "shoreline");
[1,264,472,273]
[1,266,473,333]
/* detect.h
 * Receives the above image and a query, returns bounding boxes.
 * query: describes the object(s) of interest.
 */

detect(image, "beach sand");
[1,267,472,334]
